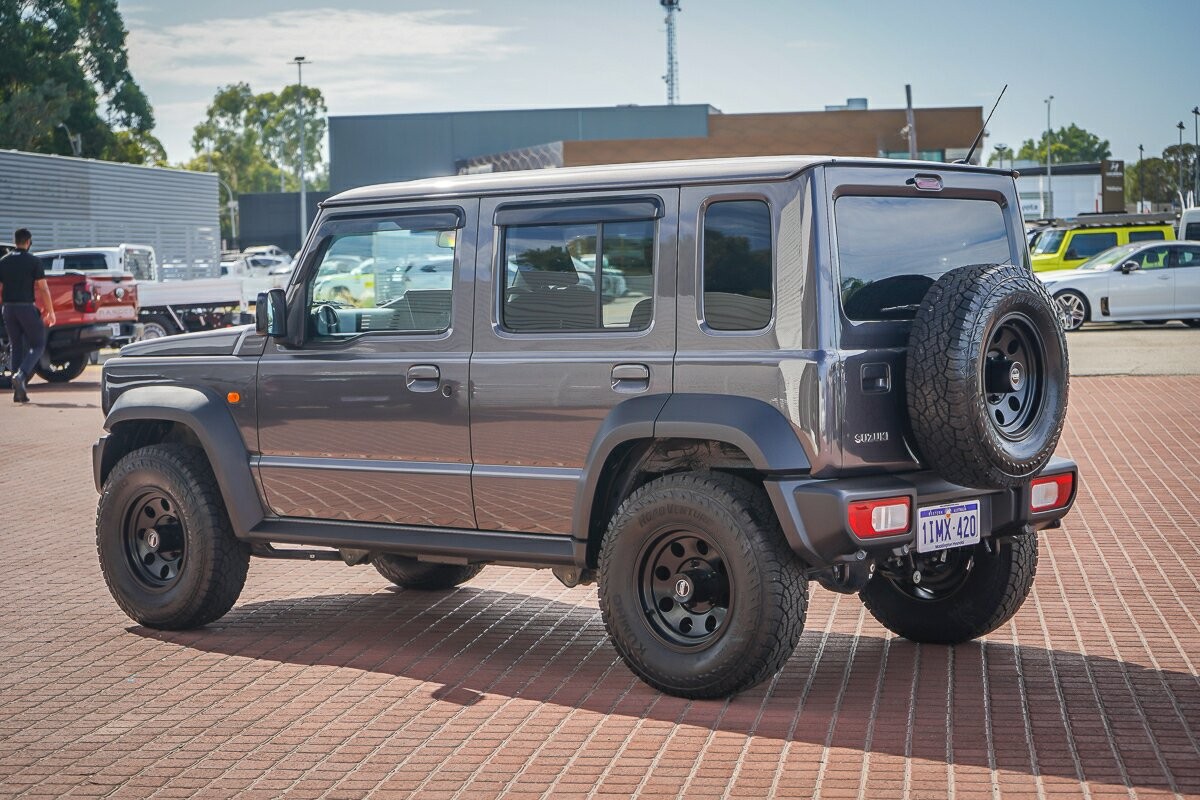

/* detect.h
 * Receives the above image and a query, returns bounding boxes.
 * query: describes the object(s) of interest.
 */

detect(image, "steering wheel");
[316,303,340,334]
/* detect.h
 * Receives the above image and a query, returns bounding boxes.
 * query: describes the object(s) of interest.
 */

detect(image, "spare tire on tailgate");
[907,263,1068,490]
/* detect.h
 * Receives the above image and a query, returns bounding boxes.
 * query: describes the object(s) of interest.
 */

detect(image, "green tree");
[257,85,329,191]
[1016,123,1111,165]
[0,0,154,161]
[1162,143,1198,204]
[1126,157,1175,206]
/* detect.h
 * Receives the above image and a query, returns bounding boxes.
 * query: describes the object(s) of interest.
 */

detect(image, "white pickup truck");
[37,244,271,339]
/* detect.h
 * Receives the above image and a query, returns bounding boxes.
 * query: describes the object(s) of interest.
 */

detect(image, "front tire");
[598,472,808,699]
[96,443,250,629]
[35,355,88,383]
[859,536,1038,644]
[1053,290,1089,332]
[373,554,483,590]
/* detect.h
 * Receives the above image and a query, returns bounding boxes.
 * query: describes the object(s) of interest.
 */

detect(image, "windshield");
[1032,229,1065,254]
[835,196,1012,321]
[1077,243,1137,271]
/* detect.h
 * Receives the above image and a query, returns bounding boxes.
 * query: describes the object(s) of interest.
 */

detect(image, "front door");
[1107,245,1174,319]
[469,190,678,535]
[256,201,478,528]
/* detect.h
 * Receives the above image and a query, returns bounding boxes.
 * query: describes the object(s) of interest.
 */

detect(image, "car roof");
[324,155,1010,207]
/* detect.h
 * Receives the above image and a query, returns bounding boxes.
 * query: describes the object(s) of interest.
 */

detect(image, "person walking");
[0,229,56,403]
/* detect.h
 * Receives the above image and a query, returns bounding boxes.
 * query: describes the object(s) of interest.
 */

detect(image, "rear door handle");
[612,363,650,393]
[407,364,441,392]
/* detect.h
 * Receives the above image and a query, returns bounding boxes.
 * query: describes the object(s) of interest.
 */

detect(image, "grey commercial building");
[329,104,714,191]
[0,149,220,265]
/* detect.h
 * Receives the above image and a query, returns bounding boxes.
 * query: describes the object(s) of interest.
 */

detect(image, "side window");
[1066,232,1117,259]
[702,200,773,331]
[501,219,655,333]
[1128,229,1165,243]
[1185,223,1200,240]
[1136,246,1169,270]
[1171,246,1200,268]
[307,216,458,337]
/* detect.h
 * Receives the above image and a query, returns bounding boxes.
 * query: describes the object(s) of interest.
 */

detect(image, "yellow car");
[1030,214,1174,272]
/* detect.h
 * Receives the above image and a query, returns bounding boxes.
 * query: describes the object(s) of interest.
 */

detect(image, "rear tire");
[598,471,808,699]
[860,536,1038,644]
[96,443,250,629]
[35,355,88,383]
[372,554,483,590]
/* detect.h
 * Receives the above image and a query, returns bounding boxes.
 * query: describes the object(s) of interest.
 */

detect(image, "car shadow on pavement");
[134,586,1200,793]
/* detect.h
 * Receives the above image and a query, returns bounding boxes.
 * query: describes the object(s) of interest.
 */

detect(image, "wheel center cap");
[146,529,160,549]
[1009,362,1024,390]
[673,577,693,602]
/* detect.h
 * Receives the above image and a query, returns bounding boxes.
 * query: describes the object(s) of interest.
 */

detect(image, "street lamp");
[1138,144,1145,212]
[217,178,239,251]
[1178,121,1186,208]
[1044,95,1054,218]
[293,56,310,239]
[993,143,1008,170]
[57,123,82,157]
[1192,106,1199,206]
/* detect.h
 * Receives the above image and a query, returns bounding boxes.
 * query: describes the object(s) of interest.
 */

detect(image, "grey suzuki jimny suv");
[93,157,1077,698]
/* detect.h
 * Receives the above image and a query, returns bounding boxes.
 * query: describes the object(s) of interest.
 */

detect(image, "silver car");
[1038,241,1200,331]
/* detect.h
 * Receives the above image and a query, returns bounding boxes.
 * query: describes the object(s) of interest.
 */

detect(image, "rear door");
[469,190,677,535]
[1107,245,1174,318]
[1170,244,1200,316]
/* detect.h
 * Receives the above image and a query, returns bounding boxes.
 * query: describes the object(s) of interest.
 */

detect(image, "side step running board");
[243,518,578,568]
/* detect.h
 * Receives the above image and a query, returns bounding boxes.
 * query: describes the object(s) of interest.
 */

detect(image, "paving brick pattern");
[0,370,1197,799]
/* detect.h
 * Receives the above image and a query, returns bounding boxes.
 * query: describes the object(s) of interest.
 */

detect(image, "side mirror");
[1120,261,1141,274]
[255,288,287,336]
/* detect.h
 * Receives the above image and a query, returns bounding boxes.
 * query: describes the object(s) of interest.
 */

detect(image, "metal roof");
[324,155,1005,207]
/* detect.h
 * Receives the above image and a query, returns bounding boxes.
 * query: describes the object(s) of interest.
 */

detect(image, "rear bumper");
[765,456,1078,568]
[48,322,142,356]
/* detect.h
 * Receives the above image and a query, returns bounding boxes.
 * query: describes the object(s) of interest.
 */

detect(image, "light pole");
[217,178,239,251]
[1138,144,1145,212]
[1044,95,1054,218]
[293,56,310,239]
[993,143,1008,170]
[1192,106,1199,206]
[57,123,82,157]
[1178,121,1186,208]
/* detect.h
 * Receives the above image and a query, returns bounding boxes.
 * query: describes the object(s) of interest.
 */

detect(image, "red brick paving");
[0,369,1197,799]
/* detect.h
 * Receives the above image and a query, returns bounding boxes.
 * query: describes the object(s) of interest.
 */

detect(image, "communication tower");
[661,0,680,105]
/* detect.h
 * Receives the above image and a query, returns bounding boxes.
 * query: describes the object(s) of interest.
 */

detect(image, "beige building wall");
[562,107,984,166]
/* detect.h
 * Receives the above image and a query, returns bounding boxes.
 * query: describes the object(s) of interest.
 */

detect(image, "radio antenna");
[961,84,1007,165]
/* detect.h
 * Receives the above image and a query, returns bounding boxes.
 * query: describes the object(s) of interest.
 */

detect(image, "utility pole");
[1138,144,1145,212]
[661,0,680,105]
[1044,95,1054,218]
[1178,121,1186,208]
[1192,106,1199,206]
[904,84,917,160]
[293,56,310,239]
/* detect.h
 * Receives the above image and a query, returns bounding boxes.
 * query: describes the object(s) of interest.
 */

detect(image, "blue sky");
[121,0,1200,167]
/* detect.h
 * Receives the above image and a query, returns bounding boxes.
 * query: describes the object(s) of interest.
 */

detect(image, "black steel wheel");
[598,471,807,699]
[1053,290,1088,332]
[860,536,1038,644]
[637,530,732,648]
[122,490,187,587]
[97,443,249,629]
[983,313,1045,440]
[907,263,1069,490]
[35,355,88,383]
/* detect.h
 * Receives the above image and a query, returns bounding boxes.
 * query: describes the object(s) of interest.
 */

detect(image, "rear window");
[62,253,110,271]
[1186,222,1200,240]
[835,196,1011,321]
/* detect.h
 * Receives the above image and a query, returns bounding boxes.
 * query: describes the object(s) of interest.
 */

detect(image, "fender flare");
[97,385,265,535]
[571,393,812,562]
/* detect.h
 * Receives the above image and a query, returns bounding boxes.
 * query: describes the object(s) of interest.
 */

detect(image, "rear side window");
[836,196,1010,321]
[1067,231,1117,259]
[702,200,773,331]
[1186,223,1200,240]
[1128,229,1166,243]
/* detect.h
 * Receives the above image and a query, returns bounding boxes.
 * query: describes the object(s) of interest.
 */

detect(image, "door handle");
[407,364,441,392]
[612,363,650,393]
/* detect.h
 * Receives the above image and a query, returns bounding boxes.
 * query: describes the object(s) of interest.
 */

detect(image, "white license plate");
[917,500,981,553]
[110,323,122,336]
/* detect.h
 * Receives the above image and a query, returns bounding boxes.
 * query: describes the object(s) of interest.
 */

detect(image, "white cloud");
[126,7,521,159]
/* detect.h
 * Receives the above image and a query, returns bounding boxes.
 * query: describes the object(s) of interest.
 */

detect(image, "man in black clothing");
[0,228,56,403]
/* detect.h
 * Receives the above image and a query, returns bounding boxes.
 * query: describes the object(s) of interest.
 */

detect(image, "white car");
[1038,241,1200,331]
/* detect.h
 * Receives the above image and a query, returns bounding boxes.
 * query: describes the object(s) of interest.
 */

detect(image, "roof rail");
[1042,212,1177,228]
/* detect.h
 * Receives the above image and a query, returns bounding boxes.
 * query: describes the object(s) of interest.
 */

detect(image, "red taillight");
[848,496,911,538]
[1031,473,1073,511]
